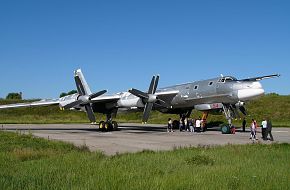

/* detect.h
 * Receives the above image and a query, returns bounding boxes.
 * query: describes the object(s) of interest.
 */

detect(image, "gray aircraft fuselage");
[116,76,264,115]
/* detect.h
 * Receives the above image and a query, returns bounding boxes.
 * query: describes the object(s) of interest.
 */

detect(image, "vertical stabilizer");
[74,69,92,95]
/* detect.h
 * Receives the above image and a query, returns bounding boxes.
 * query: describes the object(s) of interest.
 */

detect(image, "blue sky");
[0,0,289,99]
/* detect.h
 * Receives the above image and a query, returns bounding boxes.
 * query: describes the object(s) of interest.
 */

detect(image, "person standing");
[250,119,257,142]
[261,119,267,140]
[179,118,183,132]
[266,119,274,141]
[189,118,194,133]
[167,118,173,132]
[195,117,201,133]
[242,118,246,132]
[184,117,189,132]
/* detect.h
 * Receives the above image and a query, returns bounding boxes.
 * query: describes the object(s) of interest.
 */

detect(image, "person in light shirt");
[195,117,201,133]
[261,119,267,140]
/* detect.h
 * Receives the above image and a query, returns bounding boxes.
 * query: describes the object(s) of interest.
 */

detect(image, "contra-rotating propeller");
[129,75,170,123]
[64,71,107,123]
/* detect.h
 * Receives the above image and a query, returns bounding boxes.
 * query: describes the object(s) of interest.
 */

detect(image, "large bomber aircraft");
[0,69,279,131]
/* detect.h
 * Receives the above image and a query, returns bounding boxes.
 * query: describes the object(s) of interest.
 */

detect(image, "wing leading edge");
[0,99,60,109]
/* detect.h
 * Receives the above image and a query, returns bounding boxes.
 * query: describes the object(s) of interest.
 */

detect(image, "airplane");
[0,69,280,131]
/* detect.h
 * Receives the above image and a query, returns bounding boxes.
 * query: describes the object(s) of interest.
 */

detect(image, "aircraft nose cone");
[237,89,265,101]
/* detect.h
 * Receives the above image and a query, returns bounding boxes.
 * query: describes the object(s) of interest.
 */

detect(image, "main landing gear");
[99,120,118,131]
[98,114,119,132]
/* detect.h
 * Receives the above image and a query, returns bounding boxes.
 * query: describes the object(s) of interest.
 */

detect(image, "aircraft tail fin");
[74,69,92,95]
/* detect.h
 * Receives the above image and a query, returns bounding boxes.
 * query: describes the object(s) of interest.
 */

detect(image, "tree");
[59,92,68,98]
[67,90,77,95]
[6,92,22,100]
[59,90,78,98]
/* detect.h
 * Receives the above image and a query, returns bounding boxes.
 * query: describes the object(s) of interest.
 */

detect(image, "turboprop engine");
[59,93,79,109]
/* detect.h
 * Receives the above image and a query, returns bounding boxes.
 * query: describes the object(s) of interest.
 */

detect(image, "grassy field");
[0,131,289,189]
[0,94,290,127]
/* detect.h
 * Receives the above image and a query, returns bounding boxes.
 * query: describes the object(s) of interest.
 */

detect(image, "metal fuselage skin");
[116,76,264,113]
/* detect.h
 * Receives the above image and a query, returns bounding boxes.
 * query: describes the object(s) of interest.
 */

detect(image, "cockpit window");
[225,77,237,81]
[219,76,237,83]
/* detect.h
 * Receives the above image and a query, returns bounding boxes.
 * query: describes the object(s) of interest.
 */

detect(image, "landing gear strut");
[221,104,234,134]
[98,114,119,132]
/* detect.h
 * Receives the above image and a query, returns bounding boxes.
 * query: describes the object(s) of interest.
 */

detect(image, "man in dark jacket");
[266,119,274,141]
[242,118,246,132]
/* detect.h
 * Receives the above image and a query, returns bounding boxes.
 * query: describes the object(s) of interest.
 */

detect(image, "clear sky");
[0,0,289,99]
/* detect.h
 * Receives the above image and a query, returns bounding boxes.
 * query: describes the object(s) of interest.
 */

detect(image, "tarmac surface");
[2,123,290,155]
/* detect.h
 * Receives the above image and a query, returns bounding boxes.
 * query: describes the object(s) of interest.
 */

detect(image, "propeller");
[64,74,107,123]
[129,75,169,123]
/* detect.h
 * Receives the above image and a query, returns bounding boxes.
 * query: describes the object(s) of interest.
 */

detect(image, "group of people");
[167,117,205,133]
[248,118,274,142]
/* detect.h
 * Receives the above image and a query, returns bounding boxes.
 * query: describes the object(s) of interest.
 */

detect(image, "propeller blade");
[89,90,107,100]
[129,88,149,99]
[148,76,156,94]
[239,106,247,115]
[74,76,86,95]
[63,100,83,109]
[85,105,96,123]
[142,103,154,123]
[153,75,159,94]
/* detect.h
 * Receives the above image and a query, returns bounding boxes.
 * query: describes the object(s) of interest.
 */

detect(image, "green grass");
[0,94,290,127]
[0,131,289,189]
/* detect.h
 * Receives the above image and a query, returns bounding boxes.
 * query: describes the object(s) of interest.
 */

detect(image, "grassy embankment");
[0,131,289,189]
[0,94,289,127]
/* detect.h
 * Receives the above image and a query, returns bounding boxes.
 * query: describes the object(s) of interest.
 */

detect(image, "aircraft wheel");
[99,121,105,131]
[221,125,231,134]
[104,122,113,132]
[112,121,118,131]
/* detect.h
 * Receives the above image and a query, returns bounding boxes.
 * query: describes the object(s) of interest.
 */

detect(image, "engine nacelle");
[118,98,144,108]
[118,92,145,108]
[59,93,79,108]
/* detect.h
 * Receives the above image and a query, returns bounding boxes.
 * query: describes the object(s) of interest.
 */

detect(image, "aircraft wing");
[90,94,120,103]
[239,74,280,81]
[0,99,60,109]
[155,90,179,104]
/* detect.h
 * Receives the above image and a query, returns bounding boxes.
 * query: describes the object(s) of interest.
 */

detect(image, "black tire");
[112,121,118,131]
[105,122,113,131]
[221,125,230,134]
[99,121,105,131]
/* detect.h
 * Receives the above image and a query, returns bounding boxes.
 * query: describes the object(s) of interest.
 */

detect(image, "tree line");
[2,90,77,100]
